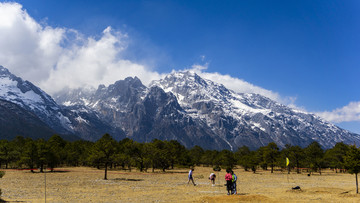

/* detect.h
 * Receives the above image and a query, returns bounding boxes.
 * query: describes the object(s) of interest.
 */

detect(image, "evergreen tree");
[324,142,349,172]
[235,146,251,170]
[213,149,236,169]
[282,145,305,173]
[118,138,136,171]
[47,135,67,169]
[20,138,38,172]
[247,151,261,173]
[151,139,170,172]
[201,150,219,167]
[37,139,50,173]
[305,141,324,175]
[166,140,186,169]
[344,145,360,193]
[263,142,280,173]
[0,140,11,169]
[188,145,204,166]
[90,134,117,180]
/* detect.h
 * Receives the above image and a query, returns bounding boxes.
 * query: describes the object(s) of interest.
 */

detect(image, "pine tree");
[263,142,280,173]
[305,141,324,175]
[90,134,117,180]
[344,145,360,193]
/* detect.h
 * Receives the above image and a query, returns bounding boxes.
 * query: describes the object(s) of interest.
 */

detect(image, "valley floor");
[0,166,359,202]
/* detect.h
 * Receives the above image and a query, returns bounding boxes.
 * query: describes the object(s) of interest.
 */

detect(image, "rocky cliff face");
[55,76,229,149]
[151,71,360,150]
[2,64,359,150]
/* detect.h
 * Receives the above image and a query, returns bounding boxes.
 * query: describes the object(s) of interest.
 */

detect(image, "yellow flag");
[286,157,290,166]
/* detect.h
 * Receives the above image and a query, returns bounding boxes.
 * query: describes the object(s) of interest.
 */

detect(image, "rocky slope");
[150,71,360,149]
[2,64,359,150]
[0,66,73,136]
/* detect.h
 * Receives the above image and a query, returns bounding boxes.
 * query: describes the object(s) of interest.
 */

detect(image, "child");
[225,169,233,195]
[231,170,237,194]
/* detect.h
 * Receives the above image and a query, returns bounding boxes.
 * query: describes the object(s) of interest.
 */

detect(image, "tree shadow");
[113,178,144,182]
[0,199,27,202]
[48,170,71,173]
[28,169,70,173]
[164,171,188,174]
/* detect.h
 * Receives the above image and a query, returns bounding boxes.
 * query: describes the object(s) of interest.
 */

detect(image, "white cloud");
[0,2,65,83]
[184,63,296,105]
[0,2,164,94]
[315,101,360,123]
[0,2,311,110]
[3,2,360,132]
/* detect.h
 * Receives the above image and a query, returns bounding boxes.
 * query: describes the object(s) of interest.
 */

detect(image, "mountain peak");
[0,65,9,74]
[0,65,72,134]
[0,65,14,78]
[122,76,144,88]
[4,68,357,150]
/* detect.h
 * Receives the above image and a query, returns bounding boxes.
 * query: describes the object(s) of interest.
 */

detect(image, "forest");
[1,134,360,177]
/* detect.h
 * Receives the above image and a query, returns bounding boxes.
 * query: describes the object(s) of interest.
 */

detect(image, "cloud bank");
[1,2,359,125]
[185,63,292,104]
[0,2,163,94]
[0,2,283,101]
[316,102,360,123]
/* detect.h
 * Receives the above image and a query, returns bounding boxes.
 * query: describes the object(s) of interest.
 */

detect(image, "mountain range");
[1,65,359,150]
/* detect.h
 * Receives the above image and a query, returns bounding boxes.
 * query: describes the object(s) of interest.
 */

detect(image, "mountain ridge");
[1,65,359,150]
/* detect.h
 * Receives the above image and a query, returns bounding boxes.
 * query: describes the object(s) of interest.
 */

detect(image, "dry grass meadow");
[1,166,360,202]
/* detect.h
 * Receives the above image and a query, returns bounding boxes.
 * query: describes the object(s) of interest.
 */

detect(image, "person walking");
[188,168,196,186]
[225,169,233,195]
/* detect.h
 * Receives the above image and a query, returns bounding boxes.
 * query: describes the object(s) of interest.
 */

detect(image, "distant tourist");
[209,172,216,186]
[188,168,196,186]
[231,170,237,195]
[225,169,233,195]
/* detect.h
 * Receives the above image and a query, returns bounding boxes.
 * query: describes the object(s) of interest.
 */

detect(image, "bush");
[213,165,221,171]
[0,171,5,178]
[0,171,4,197]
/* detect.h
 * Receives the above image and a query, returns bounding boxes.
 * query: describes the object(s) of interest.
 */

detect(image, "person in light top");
[187,168,196,186]
[209,172,216,186]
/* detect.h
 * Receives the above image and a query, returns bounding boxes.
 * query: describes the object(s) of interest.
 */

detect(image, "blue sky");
[1,0,360,133]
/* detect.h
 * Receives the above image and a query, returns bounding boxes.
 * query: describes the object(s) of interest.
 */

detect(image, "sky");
[0,0,359,133]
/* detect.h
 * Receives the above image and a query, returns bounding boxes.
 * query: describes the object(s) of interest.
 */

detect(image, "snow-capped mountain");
[151,71,360,150]
[0,66,72,134]
[2,64,359,150]
[55,76,229,149]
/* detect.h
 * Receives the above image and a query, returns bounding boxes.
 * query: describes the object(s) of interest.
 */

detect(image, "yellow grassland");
[0,166,359,202]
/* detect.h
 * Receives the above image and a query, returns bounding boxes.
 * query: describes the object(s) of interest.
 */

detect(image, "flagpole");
[44,167,46,203]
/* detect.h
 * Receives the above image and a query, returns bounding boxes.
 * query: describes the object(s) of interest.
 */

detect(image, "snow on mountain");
[151,71,360,150]
[0,65,73,134]
[11,63,356,150]
[54,76,229,149]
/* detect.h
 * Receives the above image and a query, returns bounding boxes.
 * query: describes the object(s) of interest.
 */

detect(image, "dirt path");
[0,167,359,202]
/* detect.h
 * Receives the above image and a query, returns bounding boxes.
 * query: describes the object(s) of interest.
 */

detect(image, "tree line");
[2,133,360,193]
[0,134,360,177]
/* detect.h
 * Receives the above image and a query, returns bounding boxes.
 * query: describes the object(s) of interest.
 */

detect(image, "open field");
[1,166,360,202]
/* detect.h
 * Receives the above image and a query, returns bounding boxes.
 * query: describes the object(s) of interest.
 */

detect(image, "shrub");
[0,171,4,197]
[213,165,221,171]
[0,171,5,178]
